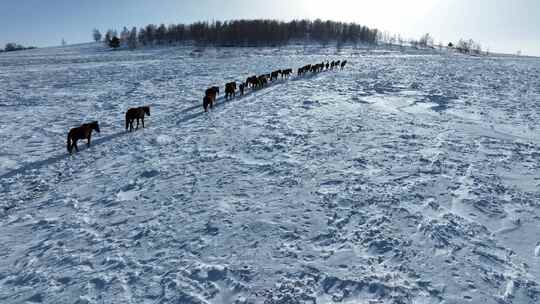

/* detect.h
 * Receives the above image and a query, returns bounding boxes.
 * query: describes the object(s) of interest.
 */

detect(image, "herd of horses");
[203,59,347,111]
[67,59,348,154]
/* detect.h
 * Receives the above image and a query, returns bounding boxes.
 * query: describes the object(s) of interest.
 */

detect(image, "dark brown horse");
[203,95,213,112]
[341,60,347,69]
[281,69,292,78]
[225,82,237,100]
[239,83,245,96]
[67,121,100,153]
[205,86,220,103]
[125,106,151,132]
[258,75,268,88]
[270,70,281,81]
[246,76,257,88]
[298,64,311,76]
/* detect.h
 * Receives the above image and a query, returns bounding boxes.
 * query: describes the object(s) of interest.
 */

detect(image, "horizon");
[1,0,539,56]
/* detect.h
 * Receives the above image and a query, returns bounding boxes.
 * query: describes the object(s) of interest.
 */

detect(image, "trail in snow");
[0,65,329,181]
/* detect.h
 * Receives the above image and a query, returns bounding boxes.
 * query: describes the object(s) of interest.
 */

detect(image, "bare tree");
[128,27,138,49]
[155,24,167,44]
[389,34,397,46]
[120,27,130,46]
[397,35,404,48]
[419,33,433,48]
[456,39,470,53]
[92,29,102,42]
[472,41,482,55]
[104,30,114,44]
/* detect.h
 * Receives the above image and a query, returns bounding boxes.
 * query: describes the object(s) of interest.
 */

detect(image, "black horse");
[125,106,151,132]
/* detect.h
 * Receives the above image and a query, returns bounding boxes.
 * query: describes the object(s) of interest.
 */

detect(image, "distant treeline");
[1,43,37,52]
[378,32,487,56]
[93,19,379,49]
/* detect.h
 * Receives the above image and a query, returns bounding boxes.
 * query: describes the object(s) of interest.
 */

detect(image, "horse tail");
[125,114,129,130]
[66,134,72,153]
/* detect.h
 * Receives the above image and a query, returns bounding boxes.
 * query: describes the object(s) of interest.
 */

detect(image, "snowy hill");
[1,43,539,303]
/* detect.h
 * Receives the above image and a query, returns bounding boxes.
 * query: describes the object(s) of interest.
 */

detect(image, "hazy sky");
[1,0,539,55]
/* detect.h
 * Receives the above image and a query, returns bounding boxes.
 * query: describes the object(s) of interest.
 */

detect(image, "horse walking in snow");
[225,82,237,100]
[125,106,151,132]
[239,83,245,96]
[270,70,281,81]
[67,121,100,153]
[205,86,220,103]
[203,86,220,111]
[256,75,268,88]
[203,95,213,112]
[246,76,257,88]
[281,69,292,78]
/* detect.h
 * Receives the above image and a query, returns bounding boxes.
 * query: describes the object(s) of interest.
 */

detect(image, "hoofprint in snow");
[0,43,539,304]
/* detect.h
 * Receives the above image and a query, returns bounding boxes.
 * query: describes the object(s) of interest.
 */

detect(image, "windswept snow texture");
[1,44,540,304]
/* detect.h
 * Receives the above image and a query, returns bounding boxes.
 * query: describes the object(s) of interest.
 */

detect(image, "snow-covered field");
[1,43,539,304]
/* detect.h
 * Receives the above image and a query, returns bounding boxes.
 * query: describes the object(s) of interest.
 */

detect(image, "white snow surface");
[1,43,540,303]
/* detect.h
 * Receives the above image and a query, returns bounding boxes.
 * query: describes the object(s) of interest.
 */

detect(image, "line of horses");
[202,59,347,111]
[67,59,348,154]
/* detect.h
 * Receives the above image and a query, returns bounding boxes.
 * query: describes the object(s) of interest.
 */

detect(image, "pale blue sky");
[1,0,539,55]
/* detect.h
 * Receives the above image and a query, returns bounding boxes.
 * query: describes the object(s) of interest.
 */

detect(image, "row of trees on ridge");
[1,43,37,52]
[93,19,380,49]
[92,19,487,56]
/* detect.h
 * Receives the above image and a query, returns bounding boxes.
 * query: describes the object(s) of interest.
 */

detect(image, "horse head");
[91,121,101,133]
[143,106,150,116]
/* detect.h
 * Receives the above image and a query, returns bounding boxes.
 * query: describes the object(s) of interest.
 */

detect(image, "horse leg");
[74,140,79,152]
[67,137,72,153]
[142,117,145,128]
[87,134,91,147]
[136,118,140,130]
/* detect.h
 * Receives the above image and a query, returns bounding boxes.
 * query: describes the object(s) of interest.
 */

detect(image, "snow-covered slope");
[1,44,539,303]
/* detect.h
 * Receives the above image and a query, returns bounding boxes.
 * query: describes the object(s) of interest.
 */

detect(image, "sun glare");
[304,0,436,35]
